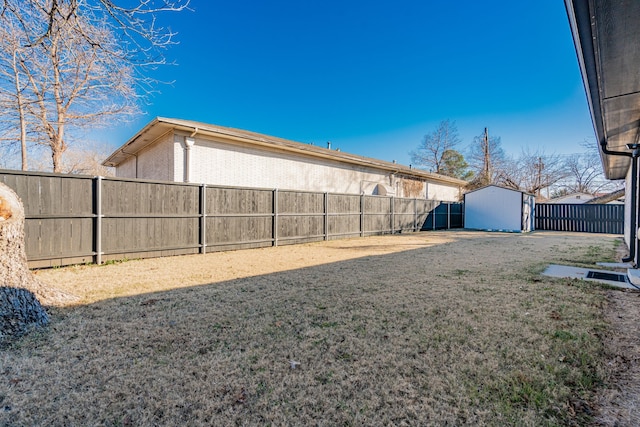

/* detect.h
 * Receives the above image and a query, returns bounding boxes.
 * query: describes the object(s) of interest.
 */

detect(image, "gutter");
[104,117,468,189]
[600,140,633,158]
[166,122,466,187]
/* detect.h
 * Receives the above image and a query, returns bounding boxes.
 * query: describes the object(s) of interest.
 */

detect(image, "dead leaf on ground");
[234,388,247,404]
[550,311,563,321]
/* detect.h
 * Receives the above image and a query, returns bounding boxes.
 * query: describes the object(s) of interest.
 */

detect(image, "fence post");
[324,192,329,241]
[413,198,417,232]
[273,188,279,246]
[391,196,395,234]
[447,202,451,230]
[94,176,103,265]
[200,184,206,254]
[433,202,437,230]
[360,193,365,237]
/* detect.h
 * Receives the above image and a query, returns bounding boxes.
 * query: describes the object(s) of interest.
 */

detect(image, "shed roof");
[103,117,468,186]
[464,184,533,197]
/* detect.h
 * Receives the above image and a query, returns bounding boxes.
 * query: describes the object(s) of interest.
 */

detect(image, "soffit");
[566,0,640,179]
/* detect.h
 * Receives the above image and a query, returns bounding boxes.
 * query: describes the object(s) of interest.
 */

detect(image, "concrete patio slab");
[597,262,634,269]
[542,264,639,290]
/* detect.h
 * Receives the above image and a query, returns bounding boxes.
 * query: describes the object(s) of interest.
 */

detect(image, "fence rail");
[535,203,624,234]
[1,170,454,268]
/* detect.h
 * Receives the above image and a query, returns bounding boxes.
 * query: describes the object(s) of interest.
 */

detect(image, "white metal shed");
[464,185,535,232]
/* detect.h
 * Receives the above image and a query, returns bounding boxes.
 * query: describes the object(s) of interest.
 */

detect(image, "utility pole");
[483,127,491,184]
[535,156,545,197]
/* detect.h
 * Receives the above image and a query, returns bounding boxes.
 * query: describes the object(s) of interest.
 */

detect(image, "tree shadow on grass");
[1,232,619,426]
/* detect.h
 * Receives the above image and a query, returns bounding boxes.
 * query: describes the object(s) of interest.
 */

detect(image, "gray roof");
[103,117,468,186]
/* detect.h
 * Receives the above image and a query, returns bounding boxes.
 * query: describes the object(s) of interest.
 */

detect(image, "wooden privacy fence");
[0,170,446,268]
[535,203,624,234]
[422,202,464,230]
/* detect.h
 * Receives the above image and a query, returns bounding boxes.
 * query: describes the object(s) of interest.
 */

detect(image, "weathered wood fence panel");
[326,193,361,239]
[535,203,624,234]
[0,170,451,267]
[101,180,201,263]
[277,190,325,245]
[0,172,95,267]
[206,187,273,251]
[363,195,392,235]
[394,198,417,232]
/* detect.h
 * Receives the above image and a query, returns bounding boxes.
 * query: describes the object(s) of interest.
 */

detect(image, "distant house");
[103,117,466,201]
[464,185,535,232]
[548,192,595,204]
[548,192,624,204]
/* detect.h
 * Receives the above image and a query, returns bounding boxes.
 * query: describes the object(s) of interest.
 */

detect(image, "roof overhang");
[565,0,640,180]
[103,117,468,187]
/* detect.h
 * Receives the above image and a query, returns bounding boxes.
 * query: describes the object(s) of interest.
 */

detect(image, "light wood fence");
[1,170,445,268]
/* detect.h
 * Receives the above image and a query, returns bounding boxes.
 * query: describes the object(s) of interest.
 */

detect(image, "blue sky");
[99,0,594,166]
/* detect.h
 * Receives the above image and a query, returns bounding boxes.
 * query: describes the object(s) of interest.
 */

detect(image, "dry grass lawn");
[0,231,633,425]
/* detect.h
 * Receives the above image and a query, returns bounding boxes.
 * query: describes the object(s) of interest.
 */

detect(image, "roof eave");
[565,0,633,180]
[104,117,468,186]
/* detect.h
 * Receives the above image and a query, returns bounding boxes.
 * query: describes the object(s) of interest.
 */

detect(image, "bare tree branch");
[410,119,462,174]
[0,0,188,172]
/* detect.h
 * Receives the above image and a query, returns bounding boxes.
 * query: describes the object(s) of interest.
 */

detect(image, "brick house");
[103,117,466,201]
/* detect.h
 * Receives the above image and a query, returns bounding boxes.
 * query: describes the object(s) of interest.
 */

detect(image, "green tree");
[439,149,473,180]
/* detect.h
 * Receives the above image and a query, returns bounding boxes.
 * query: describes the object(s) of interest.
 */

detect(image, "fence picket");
[1,170,456,267]
[534,203,623,234]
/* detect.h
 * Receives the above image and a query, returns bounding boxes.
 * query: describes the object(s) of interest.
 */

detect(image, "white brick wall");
[115,133,174,181]
[116,131,462,201]
[136,134,173,181]
[116,156,137,178]
[187,137,394,194]
[426,182,460,201]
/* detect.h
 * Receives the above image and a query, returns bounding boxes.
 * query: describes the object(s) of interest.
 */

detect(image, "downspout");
[626,155,638,263]
[601,139,636,264]
[623,145,640,264]
[600,140,633,158]
[184,136,195,183]
[183,127,199,183]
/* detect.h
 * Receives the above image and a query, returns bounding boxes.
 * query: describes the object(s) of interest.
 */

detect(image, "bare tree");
[0,0,189,172]
[60,143,115,176]
[563,153,602,193]
[0,4,39,170]
[496,148,568,197]
[467,128,507,188]
[410,119,462,174]
[558,140,622,195]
